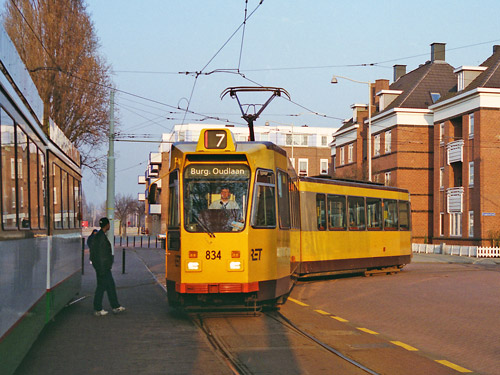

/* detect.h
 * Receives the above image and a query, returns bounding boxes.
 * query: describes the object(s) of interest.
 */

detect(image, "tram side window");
[62,170,69,227]
[29,141,39,228]
[383,199,398,230]
[1,110,16,229]
[348,196,366,230]
[398,200,411,231]
[68,175,75,228]
[277,170,290,229]
[327,194,346,230]
[74,178,81,227]
[251,169,276,228]
[17,127,30,229]
[289,178,300,229]
[168,170,180,228]
[366,198,382,230]
[39,150,46,229]
[316,194,326,230]
[53,164,62,229]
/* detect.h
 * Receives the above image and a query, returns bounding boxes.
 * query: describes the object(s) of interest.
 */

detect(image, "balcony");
[447,187,464,213]
[149,152,161,165]
[446,139,464,165]
[149,204,161,214]
[138,193,145,201]
[150,163,159,174]
[138,175,146,184]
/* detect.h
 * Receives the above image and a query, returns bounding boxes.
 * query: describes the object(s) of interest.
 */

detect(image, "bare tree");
[136,201,145,234]
[115,194,137,236]
[3,0,115,175]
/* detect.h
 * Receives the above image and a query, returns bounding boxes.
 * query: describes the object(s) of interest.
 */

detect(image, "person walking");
[90,217,125,316]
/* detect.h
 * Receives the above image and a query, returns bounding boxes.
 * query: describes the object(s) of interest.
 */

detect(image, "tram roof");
[171,141,287,157]
[299,176,409,194]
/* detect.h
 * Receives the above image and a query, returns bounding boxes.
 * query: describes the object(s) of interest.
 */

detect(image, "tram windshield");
[183,164,250,233]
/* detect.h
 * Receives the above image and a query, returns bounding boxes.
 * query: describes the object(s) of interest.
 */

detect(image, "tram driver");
[208,186,243,230]
[209,186,240,210]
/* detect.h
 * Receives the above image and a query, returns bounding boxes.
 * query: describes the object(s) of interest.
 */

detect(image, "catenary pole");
[106,90,116,254]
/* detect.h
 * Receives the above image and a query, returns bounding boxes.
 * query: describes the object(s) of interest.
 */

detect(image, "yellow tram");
[166,128,300,308]
[298,177,412,277]
[165,128,411,309]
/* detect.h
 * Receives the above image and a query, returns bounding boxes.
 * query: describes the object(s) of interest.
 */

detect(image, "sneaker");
[94,309,108,316]
[112,306,126,314]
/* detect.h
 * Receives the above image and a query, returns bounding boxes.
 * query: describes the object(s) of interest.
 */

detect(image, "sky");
[30,1,500,204]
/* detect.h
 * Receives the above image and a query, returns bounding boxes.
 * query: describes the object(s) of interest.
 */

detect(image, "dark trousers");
[93,269,120,311]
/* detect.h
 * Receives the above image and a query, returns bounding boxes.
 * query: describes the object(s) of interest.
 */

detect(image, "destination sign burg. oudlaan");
[185,164,250,179]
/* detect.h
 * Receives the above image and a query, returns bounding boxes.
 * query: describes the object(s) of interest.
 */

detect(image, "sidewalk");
[412,252,500,265]
[14,248,231,375]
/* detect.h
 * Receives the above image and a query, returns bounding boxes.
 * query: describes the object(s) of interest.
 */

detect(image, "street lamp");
[331,75,372,182]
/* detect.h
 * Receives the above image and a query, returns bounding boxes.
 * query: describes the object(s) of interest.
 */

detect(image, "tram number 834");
[206,251,222,260]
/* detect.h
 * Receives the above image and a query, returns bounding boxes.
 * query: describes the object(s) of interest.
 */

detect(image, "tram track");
[192,313,254,375]
[190,310,379,375]
[137,254,378,375]
[266,311,379,375]
[137,249,379,374]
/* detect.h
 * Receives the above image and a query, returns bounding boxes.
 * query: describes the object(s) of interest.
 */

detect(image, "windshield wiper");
[193,215,215,238]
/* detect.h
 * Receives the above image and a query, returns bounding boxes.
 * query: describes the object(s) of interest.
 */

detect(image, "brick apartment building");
[333,43,456,243]
[430,45,500,246]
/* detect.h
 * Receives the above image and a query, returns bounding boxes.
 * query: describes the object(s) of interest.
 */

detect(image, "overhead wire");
[238,0,249,72]
[15,0,500,150]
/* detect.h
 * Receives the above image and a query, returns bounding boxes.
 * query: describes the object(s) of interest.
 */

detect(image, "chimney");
[494,45,500,53]
[431,42,446,62]
[393,65,406,82]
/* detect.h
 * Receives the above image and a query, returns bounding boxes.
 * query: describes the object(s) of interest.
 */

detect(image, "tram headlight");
[228,261,243,271]
[186,261,201,271]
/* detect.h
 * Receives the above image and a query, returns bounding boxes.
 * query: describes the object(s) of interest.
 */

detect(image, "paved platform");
[14,248,231,375]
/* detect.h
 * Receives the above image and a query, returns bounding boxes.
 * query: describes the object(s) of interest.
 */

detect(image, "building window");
[431,92,441,103]
[260,133,269,142]
[10,158,15,179]
[384,171,391,186]
[440,167,444,189]
[440,122,445,144]
[385,130,392,153]
[286,134,308,146]
[468,113,474,138]
[348,143,353,163]
[468,162,474,187]
[339,147,344,165]
[374,134,380,156]
[468,211,474,237]
[298,158,308,175]
[321,135,328,146]
[450,212,462,237]
[440,212,444,236]
[320,159,328,175]
[11,187,15,209]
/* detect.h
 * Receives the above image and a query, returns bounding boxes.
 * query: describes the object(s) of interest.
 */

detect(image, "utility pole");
[106,90,116,254]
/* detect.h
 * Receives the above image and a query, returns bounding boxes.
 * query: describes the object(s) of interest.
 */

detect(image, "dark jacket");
[89,230,113,274]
